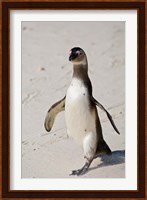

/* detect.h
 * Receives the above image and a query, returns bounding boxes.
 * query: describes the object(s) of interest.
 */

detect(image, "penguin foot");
[70,162,90,176]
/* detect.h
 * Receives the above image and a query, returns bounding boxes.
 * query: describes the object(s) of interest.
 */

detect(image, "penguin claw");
[70,169,83,176]
[70,168,88,176]
[70,169,80,176]
[70,162,90,176]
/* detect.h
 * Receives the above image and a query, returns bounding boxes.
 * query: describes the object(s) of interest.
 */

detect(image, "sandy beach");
[22,21,125,178]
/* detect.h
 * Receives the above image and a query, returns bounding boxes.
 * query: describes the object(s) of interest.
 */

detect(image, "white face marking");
[69,49,81,57]
[76,50,81,55]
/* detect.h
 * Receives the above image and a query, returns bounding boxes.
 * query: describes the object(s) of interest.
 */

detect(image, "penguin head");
[69,47,86,64]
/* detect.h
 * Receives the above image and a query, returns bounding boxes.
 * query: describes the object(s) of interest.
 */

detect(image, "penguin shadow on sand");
[89,150,125,172]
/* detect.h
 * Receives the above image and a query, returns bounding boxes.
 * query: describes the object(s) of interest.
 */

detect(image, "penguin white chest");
[65,78,96,145]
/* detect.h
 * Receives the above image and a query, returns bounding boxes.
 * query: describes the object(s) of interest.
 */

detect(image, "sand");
[22,21,125,178]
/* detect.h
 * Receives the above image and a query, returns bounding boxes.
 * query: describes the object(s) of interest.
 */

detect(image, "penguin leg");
[94,139,112,158]
[70,132,97,176]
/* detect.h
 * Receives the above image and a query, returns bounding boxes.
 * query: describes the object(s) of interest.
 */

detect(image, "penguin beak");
[69,53,78,61]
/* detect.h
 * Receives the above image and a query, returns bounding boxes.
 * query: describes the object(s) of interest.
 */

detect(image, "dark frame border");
[2,1,145,199]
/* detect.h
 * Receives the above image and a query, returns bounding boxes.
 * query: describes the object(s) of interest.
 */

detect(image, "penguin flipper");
[44,96,66,132]
[91,96,120,134]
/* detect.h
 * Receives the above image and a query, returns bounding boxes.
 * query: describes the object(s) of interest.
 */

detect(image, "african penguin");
[44,47,120,176]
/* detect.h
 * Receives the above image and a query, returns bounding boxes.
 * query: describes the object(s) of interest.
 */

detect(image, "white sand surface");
[22,21,125,178]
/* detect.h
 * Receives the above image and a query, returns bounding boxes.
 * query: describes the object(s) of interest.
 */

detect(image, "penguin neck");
[72,61,88,81]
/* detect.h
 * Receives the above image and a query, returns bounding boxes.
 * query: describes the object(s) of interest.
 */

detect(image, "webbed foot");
[70,162,91,176]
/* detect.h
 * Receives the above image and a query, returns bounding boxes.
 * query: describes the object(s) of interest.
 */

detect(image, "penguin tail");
[95,140,112,156]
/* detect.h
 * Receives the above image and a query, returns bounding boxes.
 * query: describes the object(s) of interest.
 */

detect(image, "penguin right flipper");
[91,96,120,134]
[44,96,66,132]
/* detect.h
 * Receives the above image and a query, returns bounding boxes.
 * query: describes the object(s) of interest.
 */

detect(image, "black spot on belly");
[85,129,87,132]
[83,93,85,96]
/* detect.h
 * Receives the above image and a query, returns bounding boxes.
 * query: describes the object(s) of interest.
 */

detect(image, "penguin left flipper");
[44,96,66,132]
[91,96,120,134]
